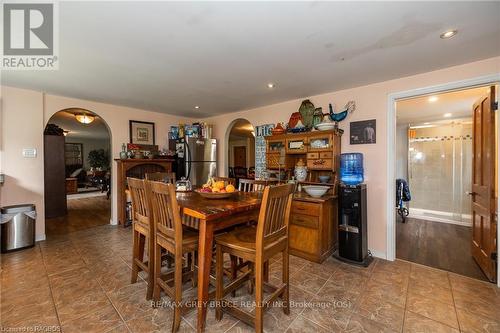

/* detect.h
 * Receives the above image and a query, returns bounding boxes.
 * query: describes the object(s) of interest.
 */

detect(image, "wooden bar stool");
[127,177,155,300]
[145,172,176,184]
[146,180,198,333]
[214,184,294,333]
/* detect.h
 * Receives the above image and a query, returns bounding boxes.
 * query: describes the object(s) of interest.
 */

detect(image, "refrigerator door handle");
[186,142,192,180]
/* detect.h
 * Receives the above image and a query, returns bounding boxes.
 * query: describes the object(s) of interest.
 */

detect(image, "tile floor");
[1,224,499,333]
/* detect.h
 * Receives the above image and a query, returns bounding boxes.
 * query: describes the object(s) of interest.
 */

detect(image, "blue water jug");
[340,153,364,185]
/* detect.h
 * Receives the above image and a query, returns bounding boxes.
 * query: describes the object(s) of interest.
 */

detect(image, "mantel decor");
[129,120,155,145]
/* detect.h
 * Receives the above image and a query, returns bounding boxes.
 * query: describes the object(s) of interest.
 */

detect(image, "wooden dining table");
[176,191,262,332]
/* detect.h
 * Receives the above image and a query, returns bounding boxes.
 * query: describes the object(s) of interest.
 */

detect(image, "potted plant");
[88,149,110,171]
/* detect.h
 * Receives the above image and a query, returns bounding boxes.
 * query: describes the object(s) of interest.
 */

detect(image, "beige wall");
[203,56,500,258]
[1,87,45,239]
[0,86,191,240]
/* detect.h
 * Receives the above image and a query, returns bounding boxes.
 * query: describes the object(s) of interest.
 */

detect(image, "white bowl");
[315,123,336,131]
[303,185,329,198]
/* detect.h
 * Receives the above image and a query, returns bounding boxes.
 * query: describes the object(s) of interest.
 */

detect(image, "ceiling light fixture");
[267,83,276,89]
[75,112,95,124]
[443,113,452,118]
[428,96,439,103]
[440,29,457,39]
[194,106,200,109]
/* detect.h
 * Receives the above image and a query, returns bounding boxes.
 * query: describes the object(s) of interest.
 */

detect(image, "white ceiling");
[48,109,110,140]
[396,86,490,124]
[3,2,500,117]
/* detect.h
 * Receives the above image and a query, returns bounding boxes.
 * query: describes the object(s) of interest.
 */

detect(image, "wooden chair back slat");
[147,181,183,241]
[145,172,176,184]
[213,177,236,186]
[256,184,294,248]
[127,177,150,225]
[238,179,267,192]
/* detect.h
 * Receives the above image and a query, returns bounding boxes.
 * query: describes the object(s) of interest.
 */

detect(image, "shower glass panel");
[408,121,472,224]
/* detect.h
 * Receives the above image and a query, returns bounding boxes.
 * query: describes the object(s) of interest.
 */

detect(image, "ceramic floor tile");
[345,313,399,333]
[449,273,499,300]
[61,303,123,333]
[184,307,239,333]
[2,223,497,333]
[452,290,500,321]
[289,271,327,295]
[406,293,459,328]
[299,261,337,280]
[285,315,333,333]
[300,295,354,331]
[55,288,111,324]
[126,314,193,333]
[456,307,500,333]
[407,279,454,305]
[363,278,408,308]
[355,294,405,331]
[109,288,157,322]
[0,298,59,329]
[403,311,459,333]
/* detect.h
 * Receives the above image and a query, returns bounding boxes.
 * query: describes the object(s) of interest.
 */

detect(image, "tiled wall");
[408,121,472,218]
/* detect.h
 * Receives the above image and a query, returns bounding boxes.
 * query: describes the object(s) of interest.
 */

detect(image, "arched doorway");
[43,108,112,237]
[225,119,255,184]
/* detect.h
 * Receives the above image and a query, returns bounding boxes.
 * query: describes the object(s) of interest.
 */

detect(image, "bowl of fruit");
[196,178,238,199]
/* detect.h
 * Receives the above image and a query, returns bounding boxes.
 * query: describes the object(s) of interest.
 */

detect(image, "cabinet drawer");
[319,152,332,159]
[291,214,318,228]
[289,224,318,256]
[292,201,320,216]
[307,152,319,159]
[307,158,333,170]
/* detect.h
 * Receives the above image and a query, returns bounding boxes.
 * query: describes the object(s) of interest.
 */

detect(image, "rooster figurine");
[329,101,356,126]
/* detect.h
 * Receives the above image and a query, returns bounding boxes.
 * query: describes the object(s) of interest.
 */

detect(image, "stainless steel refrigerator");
[185,137,217,187]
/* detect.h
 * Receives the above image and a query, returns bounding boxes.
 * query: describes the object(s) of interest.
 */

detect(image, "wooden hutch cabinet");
[265,129,342,263]
[115,159,173,225]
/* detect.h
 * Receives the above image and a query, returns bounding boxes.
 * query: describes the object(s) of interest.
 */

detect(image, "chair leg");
[153,242,162,302]
[255,261,264,333]
[215,245,224,321]
[247,263,254,295]
[282,248,290,315]
[131,230,140,283]
[172,251,183,333]
[146,238,155,300]
[230,255,238,297]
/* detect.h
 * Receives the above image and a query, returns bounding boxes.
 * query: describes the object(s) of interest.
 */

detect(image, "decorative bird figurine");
[329,101,356,124]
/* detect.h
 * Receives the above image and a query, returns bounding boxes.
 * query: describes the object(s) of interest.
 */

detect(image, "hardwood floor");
[396,217,489,282]
[45,195,111,237]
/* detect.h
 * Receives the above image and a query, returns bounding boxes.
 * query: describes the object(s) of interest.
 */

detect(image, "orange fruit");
[226,184,235,193]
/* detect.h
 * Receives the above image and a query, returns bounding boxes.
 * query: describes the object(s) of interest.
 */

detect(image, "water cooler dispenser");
[334,153,372,266]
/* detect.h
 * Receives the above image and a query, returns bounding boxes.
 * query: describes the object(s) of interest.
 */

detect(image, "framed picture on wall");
[129,120,155,145]
[350,119,376,144]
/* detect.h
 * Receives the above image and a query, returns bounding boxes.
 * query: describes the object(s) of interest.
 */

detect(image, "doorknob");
[466,191,477,196]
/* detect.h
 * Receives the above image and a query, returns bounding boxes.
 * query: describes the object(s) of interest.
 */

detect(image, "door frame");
[386,74,500,286]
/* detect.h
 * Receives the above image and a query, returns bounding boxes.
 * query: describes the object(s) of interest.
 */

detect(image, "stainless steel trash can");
[1,204,36,253]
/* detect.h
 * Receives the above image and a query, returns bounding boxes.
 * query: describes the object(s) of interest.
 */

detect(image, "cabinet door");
[308,134,333,152]
[267,139,285,153]
[286,135,308,154]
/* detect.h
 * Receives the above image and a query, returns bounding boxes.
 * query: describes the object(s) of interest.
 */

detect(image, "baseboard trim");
[369,249,386,260]
[35,234,46,242]
[408,211,472,227]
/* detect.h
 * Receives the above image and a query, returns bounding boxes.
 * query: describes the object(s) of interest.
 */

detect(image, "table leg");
[197,219,214,333]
